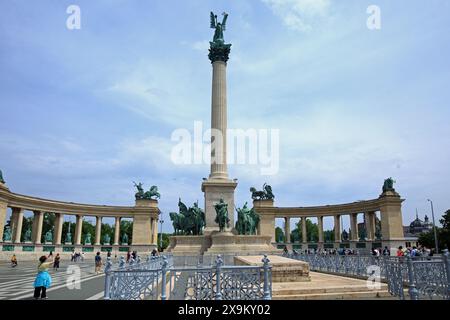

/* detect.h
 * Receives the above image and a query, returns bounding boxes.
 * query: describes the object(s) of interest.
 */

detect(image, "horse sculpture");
[250,183,275,200]
[236,202,260,235]
[134,182,160,200]
[170,199,205,235]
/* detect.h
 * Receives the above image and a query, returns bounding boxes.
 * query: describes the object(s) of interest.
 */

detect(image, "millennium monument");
[0,12,408,262]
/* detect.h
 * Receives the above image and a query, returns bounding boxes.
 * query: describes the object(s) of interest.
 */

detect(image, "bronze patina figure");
[214,198,230,232]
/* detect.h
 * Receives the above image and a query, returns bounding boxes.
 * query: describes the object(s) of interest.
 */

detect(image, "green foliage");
[158,233,170,251]
[120,220,133,244]
[275,227,284,243]
[40,213,55,243]
[295,219,318,242]
[439,210,450,250]
[418,209,450,251]
[20,216,33,241]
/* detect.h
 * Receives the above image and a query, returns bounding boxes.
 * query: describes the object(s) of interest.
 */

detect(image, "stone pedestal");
[168,232,278,256]
[201,179,237,234]
[234,255,310,282]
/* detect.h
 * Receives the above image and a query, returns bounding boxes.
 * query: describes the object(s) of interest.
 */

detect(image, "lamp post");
[427,199,439,254]
[159,215,164,252]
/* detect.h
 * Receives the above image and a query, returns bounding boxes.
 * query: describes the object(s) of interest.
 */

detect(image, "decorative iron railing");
[285,252,450,300]
[104,255,272,300]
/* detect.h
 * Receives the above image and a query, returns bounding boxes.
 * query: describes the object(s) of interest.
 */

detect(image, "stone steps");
[273,290,392,300]
[274,284,388,295]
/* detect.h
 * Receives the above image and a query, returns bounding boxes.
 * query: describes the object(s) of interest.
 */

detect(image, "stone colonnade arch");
[0,183,159,259]
[253,188,406,252]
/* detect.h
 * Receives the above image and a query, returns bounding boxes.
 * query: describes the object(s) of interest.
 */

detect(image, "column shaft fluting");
[209,61,228,179]
[114,217,120,245]
[318,216,324,243]
[350,213,359,241]
[54,213,64,245]
[284,217,290,243]
[95,216,102,245]
[334,215,341,242]
[33,211,44,244]
[12,208,24,243]
[301,217,307,243]
[74,215,83,245]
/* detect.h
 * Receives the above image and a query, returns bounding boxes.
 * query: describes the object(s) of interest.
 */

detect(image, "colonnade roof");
[0,187,158,217]
[256,195,403,217]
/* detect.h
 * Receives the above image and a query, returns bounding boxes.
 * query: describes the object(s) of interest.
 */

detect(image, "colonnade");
[0,184,159,250]
[253,188,406,252]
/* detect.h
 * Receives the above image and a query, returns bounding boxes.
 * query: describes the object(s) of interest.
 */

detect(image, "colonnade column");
[74,214,83,245]
[95,216,102,245]
[11,207,24,243]
[32,211,44,244]
[0,202,7,241]
[318,216,324,247]
[301,217,307,243]
[364,211,374,240]
[350,213,358,241]
[54,213,64,245]
[114,217,120,245]
[284,217,291,243]
[334,215,341,244]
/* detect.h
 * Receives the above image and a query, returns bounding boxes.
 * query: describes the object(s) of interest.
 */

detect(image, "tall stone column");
[74,214,83,245]
[301,217,307,243]
[364,212,374,240]
[114,217,121,245]
[317,216,324,246]
[202,38,237,234]
[350,213,359,241]
[0,201,7,242]
[334,215,341,243]
[32,211,44,244]
[11,207,24,243]
[209,60,228,180]
[54,213,64,245]
[284,217,291,243]
[95,216,102,245]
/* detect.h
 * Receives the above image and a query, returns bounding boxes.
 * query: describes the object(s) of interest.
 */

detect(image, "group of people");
[70,251,84,262]
[394,245,435,257]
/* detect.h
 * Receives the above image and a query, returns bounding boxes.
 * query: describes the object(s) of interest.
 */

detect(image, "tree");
[295,219,318,242]
[158,233,170,251]
[275,227,285,243]
[120,220,133,244]
[418,209,450,252]
[40,213,55,243]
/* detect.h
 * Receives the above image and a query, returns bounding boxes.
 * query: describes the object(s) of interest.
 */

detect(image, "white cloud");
[262,0,331,31]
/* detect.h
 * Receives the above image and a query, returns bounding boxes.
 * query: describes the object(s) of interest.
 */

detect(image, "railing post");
[406,255,419,300]
[262,255,271,300]
[104,257,113,300]
[443,250,450,299]
[215,255,223,300]
[161,255,168,301]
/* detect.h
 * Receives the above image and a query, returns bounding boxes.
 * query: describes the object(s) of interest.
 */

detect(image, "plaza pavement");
[0,259,106,300]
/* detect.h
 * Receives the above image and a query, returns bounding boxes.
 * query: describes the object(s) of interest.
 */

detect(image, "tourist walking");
[33,255,54,299]
[95,252,102,274]
[11,254,18,267]
[53,253,60,271]
[383,246,390,256]
[396,246,404,257]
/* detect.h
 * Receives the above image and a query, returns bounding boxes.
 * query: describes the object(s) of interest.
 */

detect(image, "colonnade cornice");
[0,188,159,218]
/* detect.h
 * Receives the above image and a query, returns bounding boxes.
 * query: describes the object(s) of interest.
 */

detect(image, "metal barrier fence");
[104,255,272,300]
[285,252,450,300]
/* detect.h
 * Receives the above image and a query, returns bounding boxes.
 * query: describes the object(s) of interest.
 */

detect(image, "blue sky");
[1,0,449,232]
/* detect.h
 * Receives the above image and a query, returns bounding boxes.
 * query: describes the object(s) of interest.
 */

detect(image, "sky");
[0,0,449,232]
